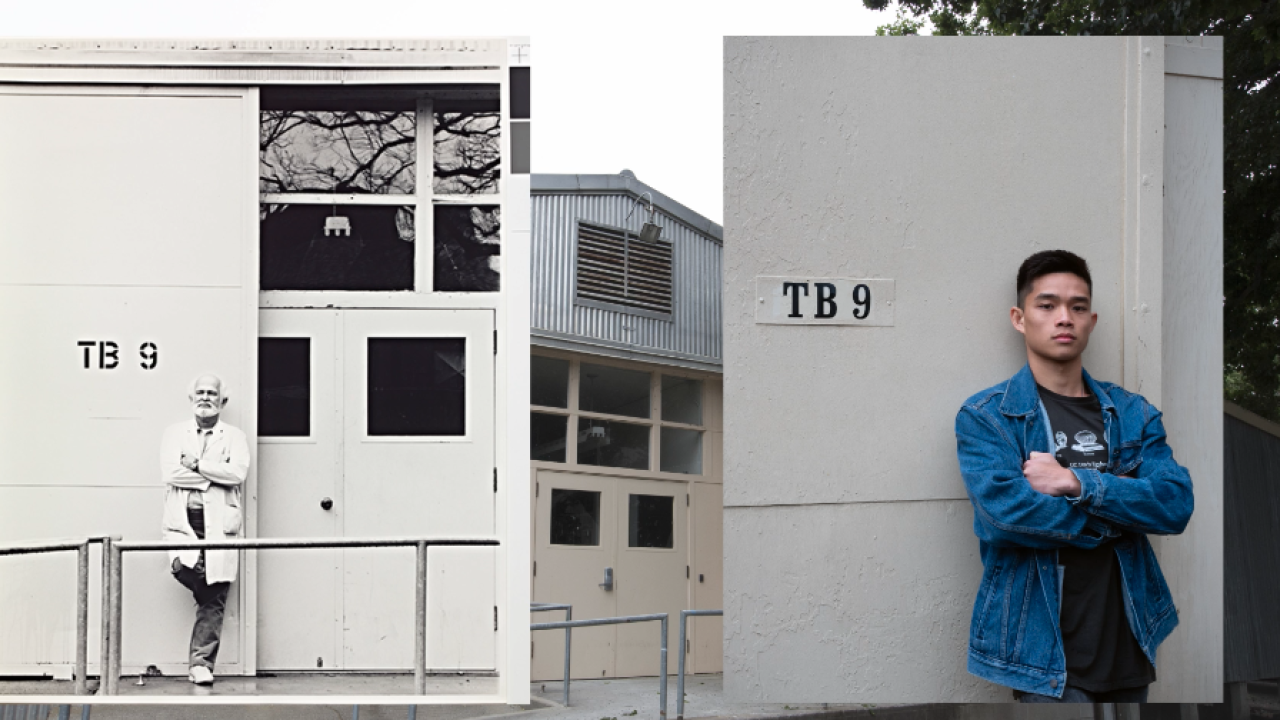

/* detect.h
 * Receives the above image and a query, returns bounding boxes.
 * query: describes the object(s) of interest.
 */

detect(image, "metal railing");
[529,603,572,706]
[676,609,722,720]
[531,613,669,719]
[105,536,498,695]
[0,535,120,696]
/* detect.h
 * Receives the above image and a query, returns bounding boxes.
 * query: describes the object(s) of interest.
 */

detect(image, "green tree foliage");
[865,0,1280,423]
[876,7,928,34]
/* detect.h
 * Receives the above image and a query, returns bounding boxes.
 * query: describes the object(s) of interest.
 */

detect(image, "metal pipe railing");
[531,613,668,719]
[530,602,572,706]
[0,535,119,696]
[676,609,722,720]
[105,536,499,696]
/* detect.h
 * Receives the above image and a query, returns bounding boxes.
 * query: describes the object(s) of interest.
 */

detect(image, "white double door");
[531,471,688,680]
[257,308,496,671]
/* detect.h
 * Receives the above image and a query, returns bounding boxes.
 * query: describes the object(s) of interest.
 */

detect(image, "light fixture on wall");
[325,198,351,237]
[626,191,662,244]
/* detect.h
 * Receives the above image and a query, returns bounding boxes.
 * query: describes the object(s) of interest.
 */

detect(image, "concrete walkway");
[0,675,1243,720]
[0,674,871,720]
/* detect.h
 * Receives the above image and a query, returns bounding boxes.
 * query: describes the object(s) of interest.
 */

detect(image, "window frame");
[530,350,707,478]
[259,97,503,295]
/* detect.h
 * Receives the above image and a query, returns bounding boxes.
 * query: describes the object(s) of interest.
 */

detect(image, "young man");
[955,250,1193,702]
[160,374,250,686]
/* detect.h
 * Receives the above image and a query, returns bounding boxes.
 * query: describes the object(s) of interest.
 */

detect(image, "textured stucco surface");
[724,501,1000,702]
[724,38,1126,510]
[724,37,1140,702]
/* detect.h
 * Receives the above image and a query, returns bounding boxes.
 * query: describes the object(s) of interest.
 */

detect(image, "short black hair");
[1016,250,1092,308]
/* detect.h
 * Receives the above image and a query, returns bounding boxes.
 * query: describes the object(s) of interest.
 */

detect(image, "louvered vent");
[576,221,673,315]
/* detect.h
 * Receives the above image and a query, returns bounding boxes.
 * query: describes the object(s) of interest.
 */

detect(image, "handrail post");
[106,542,122,696]
[659,614,668,720]
[562,605,571,707]
[676,609,721,719]
[75,541,89,695]
[677,611,687,720]
[414,541,427,695]
[99,536,112,695]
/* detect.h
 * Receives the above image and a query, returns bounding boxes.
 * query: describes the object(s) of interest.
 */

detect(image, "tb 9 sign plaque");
[755,277,895,326]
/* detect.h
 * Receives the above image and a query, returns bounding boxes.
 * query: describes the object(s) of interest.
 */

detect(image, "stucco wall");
[723,37,1221,703]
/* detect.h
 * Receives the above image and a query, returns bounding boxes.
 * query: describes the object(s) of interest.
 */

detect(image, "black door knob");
[320,497,333,510]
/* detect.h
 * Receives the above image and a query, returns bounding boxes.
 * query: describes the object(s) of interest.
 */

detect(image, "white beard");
[193,403,220,419]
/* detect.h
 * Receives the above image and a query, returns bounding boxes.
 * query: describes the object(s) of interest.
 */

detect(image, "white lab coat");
[160,420,249,584]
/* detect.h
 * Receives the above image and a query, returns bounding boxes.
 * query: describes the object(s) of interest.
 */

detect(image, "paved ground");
[0,674,871,720]
[0,675,1257,720]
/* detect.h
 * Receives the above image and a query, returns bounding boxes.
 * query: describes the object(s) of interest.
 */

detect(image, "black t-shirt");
[1038,384,1155,693]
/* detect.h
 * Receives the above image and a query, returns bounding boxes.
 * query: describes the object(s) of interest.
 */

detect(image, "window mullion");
[650,370,660,472]
[567,357,580,466]
[416,97,434,292]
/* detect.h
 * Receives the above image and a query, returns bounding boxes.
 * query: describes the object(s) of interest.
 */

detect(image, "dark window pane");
[628,494,673,549]
[434,206,500,291]
[259,338,310,437]
[260,204,414,291]
[434,112,500,195]
[661,375,703,425]
[260,110,415,194]
[660,427,702,475]
[531,356,569,408]
[367,338,465,436]
[577,418,649,470]
[551,489,600,546]
[531,412,567,463]
[580,363,650,418]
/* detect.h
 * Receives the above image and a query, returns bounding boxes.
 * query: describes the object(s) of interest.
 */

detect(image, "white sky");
[3,0,894,225]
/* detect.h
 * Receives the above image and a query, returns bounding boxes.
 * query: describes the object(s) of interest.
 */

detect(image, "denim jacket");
[955,364,1193,697]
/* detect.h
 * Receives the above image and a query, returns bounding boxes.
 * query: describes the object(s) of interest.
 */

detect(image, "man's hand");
[1022,452,1081,497]
[180,453,199,472]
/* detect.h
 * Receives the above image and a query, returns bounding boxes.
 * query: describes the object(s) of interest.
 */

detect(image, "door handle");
[320,497,333,511]
[599,566,614,591]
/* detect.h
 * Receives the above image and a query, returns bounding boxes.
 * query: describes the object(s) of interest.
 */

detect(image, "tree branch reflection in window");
[435,206,501,291]
[434,113,500,195]
[260,111,415,194]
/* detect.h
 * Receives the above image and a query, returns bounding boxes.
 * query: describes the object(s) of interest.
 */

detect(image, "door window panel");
[260,204,414,290]
[367,338,466,436]
[531,412,567,463]
[661,375,703,425]
[260,110,415,194]
[628,494,674,549]
[577,418,649,470]
[660,427,703,475]
[550,489,601,546]
[434,206,501,292]
[259,338,310,437]
[531,355,569,408]
[580,363,650,419]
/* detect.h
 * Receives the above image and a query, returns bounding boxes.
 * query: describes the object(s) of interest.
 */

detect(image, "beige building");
[529,172,723,679]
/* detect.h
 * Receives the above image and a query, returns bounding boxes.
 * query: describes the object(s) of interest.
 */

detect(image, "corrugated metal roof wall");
[1224,411,1280,683]
[532,193,722,367]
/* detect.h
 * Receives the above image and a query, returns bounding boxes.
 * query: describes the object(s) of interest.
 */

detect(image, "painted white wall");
[1153,35,1224,704]
[0,88,257,675]
[723,37,1222,703]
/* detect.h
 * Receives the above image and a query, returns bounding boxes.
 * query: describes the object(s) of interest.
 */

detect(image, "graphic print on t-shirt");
[1039,386,1107,470]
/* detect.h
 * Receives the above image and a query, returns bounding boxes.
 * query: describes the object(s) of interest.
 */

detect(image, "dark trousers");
[1017,685,1149,703]
[171,506,230,669]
